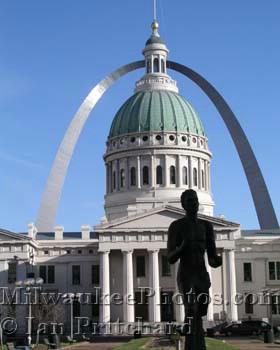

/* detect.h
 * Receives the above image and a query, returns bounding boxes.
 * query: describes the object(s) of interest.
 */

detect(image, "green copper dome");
[145,35,165,46]
[108,90,205,138]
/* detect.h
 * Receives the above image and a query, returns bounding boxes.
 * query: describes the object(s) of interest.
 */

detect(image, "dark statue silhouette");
[167,189,222,350]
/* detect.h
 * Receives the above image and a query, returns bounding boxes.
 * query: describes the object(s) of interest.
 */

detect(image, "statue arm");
[206,221,222,268]
[167,222,184,264]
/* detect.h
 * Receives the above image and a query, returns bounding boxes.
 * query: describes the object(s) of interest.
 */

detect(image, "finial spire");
[151,0,159,36]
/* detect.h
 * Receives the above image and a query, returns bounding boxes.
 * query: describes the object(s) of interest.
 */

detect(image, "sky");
[0,0,279,232]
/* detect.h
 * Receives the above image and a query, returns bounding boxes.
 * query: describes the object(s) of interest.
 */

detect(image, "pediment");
[95,206,239,231]
[0,229,29,241]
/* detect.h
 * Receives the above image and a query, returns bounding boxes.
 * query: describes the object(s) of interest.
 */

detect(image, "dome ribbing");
[108,90,205,138]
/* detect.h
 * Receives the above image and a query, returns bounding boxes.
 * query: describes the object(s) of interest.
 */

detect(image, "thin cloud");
[0,151,44,169]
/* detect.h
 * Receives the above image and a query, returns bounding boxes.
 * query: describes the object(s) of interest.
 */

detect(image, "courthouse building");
[0,20,279,335]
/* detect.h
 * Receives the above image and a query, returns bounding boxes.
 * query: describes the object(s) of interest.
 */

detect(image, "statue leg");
[184,289,207,350]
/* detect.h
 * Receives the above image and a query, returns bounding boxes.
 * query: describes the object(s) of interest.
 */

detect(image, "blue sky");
[0,0,279,232]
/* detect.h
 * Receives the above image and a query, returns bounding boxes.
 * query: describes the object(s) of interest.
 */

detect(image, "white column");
[16,261,27,335]
[106,163,109,194]
[122,250,135,322]
[164,155,169,187]
[137,156,141,189]
[177,155,182,188]
[204,160,208,191]
[228,250,238,322]
[125,157,129,190]
[148,249,161,322]
[151,155,155,188]
[99,251,110,323]
[116,159,120,191]
[189,156,193,188]
[208,162,211,192]
[198,158,201,189]
[174,262,185,322]
[222,250,229,320]
[205,255,214,321]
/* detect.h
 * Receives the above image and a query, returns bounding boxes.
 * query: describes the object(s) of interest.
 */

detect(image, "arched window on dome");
[156,166,163,185]
[154,57,159,73]
[130,167,136,186]
[143,166,149,185]
[147,59,152,74]
[170,166,176,185]
[193,168,198,187]
[120,169,125,188]
[161,58,165,73]
[113,171,116,191]
[201,170,205,188]
[183,166,188,185]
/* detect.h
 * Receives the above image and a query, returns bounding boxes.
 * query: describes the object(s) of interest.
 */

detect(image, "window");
[113,171,116,190]
[78,250,82,254]
[147,59,151,74]
[92,265,100,284]
[269,261,280,280]
[245,293,254,314]
[143,166,149,185]
[48,265,55,284]
[72,265,80,285]
[73,299,80,317]
[154,57,159,72]
[156,166,163,185]
[92,290,100,317]
[8,262,17,284]
[161,59,165,73]
[183,166,188,185]
[39,266,47,283]
[162,255,171,277]
[201,170,205,188]
[39,265,55,284]
[130,167,136,186]
[136,256,145,277]
[272,295,280,315]
[243,263,252,282]
[120,169,125,188]
[193,168,198,187]
[170,166,176,185]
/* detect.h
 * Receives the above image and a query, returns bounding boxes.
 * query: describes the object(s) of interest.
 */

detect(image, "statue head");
[180,189,199,214]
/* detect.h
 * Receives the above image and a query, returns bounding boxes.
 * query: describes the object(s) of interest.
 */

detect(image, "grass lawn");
[114,336,239,350]
[1,342,73,350]
[114,337,154,350]
[205,337,239,350]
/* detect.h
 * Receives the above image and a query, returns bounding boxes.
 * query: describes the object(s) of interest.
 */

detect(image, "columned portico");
[99,250,110,323]
[122,249,135,322]
[148,249,161,322]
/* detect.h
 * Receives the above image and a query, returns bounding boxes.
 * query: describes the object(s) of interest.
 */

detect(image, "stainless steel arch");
[36,61,145,232]
[167,61,278,229]
[36,60,278,231]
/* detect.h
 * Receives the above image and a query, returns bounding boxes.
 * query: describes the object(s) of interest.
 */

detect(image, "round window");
[142,135,148,142]
[169,135,175,141]
[156,135,162,141]
[130,136,136,143]
[182,136,187,142]
[192,137,197,143]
